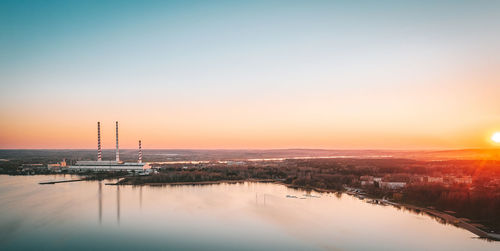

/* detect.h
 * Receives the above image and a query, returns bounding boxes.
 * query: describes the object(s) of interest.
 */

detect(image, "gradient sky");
[1,0,499,149]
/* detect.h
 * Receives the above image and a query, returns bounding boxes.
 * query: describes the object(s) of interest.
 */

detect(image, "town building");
[379,181,407,189]
[47,159,67,172]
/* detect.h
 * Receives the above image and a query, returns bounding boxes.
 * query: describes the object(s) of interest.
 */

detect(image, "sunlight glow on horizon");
[492,133,500,144]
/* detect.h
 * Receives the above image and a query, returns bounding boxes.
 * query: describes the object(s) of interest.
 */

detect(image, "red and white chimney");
[138,140,142,163]
[97,122,102,161]
[115,121,120,162]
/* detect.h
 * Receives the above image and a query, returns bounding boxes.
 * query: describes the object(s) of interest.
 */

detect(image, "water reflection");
[254,193,268,207]
[0,175,499,251]
[98,182,102,225]
[139,186,142,210]
[116,186,120,225]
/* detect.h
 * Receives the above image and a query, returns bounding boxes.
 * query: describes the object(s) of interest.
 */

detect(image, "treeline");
[124,165,288,185]
[284,174,355,190]
[399,183,500,230]
[125,171,240,184]
[289,159,500,177]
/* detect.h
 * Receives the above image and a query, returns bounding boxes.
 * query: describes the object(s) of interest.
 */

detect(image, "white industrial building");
[379,181,407,189]
[69,121,147,172]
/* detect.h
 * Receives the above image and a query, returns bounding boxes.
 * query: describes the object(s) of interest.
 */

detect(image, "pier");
[39,179,83,185]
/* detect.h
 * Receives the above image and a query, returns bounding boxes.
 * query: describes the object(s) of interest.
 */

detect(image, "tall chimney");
[97,122,102,161]
[115,121,120,162]
[138,140,142,163]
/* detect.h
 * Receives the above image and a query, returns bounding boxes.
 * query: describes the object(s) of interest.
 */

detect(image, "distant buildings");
[47,159,67,172]
[448,176,472,184]
[359,173,474,190]
[360,175,407,189]
[423,176,472,185]
[19,164,46,174]
[360,176,375,186]
[226,161,245,166]
[425,176,444,183]
[379,181,406,189]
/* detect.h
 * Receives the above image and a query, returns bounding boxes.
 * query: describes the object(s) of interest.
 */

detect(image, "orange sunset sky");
[0,1,499,149]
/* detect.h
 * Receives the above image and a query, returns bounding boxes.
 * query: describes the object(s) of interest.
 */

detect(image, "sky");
[0,0,499,149]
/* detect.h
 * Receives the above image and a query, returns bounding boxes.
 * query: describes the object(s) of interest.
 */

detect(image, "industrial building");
[69,121,147,172]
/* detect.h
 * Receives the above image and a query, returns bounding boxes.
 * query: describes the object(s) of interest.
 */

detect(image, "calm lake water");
[0,175,499,251]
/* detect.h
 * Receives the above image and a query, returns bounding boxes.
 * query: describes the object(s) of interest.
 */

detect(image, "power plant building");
[69,121,147,172]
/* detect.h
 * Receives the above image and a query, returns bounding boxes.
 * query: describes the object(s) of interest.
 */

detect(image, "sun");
[492,132,500,143]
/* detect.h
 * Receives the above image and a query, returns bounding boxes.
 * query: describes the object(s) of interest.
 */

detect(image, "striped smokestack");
[115,121,120,162]
[138,140,142,163]
[97,122,102,161]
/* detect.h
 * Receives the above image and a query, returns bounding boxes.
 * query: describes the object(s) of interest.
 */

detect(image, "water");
[0,175,498,251]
